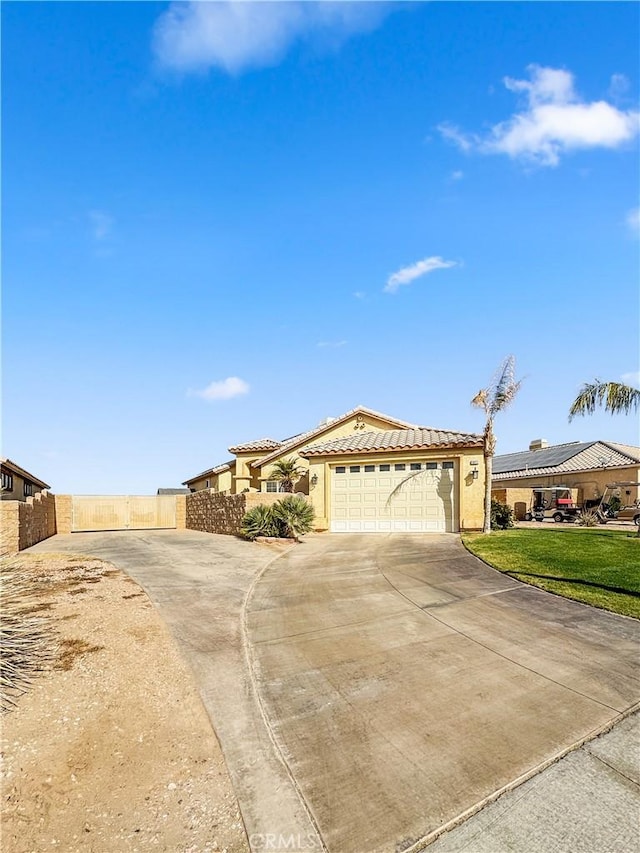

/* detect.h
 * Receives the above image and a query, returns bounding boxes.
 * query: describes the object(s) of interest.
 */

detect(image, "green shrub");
[240,504,278,540]
[490,499,514,530]
[271,495,315,539]
[240,496,315,541]
[608,495,622,514]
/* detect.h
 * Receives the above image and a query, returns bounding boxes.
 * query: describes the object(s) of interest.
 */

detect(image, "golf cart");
[595,482,640,525]
[524,486,581,523]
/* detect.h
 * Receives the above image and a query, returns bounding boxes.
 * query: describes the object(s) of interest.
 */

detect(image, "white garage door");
[330,461,457,533]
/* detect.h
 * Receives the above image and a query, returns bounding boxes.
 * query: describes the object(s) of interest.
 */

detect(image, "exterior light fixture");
[470,460,479,480]
[310,473,318,486]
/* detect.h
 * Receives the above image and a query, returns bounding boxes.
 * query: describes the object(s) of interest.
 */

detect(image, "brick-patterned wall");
[1,491,58,555]
[185,491,310,536]
[175,494,187,529]
[1,502,20,556]
[54,495,73,535]
[186,491,248,536]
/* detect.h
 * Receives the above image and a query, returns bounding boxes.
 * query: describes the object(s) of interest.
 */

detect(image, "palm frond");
[569,380,640,421]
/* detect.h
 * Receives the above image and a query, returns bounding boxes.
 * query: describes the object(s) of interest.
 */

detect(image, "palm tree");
[268,457,306,493]
[569,380,640,421]
[471,356,523,534]
[569,379,640,537]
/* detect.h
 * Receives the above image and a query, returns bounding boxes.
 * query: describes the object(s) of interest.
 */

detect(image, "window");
[379,464,390,472]
[266,481,284,493]
[442,461,454,470]
[394,464,406,471]
[410,463,422,471]
[349,466,361,473]
[426,462,438,470]
[24,481,33,497]
[364,465,375,472]
[335,466,346,473]
[1,472,13,491]
[205,479,211,488]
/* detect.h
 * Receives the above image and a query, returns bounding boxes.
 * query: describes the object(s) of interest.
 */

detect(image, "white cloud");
[317,340,347,349]
[621,371,640,388]
[451,170,464,181]
[188,376,250,401]
[353,291,366,300]
[153,1,389,75]
[439,65,640,167]
[89,210,113,241]
[384,256,457,294]
[626,207,640,236]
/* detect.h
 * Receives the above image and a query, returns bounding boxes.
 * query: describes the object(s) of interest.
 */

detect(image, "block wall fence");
[1,490,310,557]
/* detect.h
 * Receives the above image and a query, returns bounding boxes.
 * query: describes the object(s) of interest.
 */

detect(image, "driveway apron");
[246,533,640,853]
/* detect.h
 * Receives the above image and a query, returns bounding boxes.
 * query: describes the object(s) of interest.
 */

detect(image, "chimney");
[529,439,549,451]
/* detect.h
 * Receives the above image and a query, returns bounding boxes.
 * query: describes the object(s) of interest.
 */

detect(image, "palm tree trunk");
[483,453,493,533]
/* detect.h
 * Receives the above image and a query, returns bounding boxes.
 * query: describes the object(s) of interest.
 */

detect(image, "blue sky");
[3,1,639,494]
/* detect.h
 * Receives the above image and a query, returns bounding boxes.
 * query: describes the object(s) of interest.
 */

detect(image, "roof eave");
[300,439,484,458]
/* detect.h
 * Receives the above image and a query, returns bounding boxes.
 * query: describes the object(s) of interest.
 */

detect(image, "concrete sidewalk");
[427,711,640,853]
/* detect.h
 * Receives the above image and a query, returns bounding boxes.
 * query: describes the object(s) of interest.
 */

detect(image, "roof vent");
[529,439,549,451]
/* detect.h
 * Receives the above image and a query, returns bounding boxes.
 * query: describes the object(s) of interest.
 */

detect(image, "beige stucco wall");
[187,467,235,494]
[494,466,639,506]
[306,447,485,532]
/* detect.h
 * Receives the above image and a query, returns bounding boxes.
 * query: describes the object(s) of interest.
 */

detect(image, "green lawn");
[462,528,640,618]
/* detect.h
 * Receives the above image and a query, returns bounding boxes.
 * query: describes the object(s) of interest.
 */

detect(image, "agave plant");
[240,504,278,540]
[271,495,315,540]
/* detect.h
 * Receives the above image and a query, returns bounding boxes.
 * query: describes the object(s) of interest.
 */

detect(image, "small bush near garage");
[490,499,514,530]
[241,496,315,541]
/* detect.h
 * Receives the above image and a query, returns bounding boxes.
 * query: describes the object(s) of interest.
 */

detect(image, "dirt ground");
[1,552,249,853]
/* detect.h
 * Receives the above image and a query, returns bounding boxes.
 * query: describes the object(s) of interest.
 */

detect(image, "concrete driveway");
[30,531,640,853]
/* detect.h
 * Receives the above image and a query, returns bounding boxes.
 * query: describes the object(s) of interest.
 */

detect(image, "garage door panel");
[330,462,457,533]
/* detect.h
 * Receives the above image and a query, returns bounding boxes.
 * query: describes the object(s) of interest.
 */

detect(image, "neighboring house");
[156,488,191,496]
[1,458,51,502]
[492,439,640,517]
[183,406,485,532]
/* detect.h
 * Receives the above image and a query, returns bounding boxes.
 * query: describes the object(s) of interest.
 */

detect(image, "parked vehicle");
[524,487,582,523]
[595,483,640,525]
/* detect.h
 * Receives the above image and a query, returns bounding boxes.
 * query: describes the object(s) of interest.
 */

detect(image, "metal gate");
[71,495,177,532]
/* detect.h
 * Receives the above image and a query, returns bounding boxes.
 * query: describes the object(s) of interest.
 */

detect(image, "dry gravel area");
[1,552,249,853]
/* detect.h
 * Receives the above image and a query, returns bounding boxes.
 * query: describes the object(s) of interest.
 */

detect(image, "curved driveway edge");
[246,533,640,853]
[27,531,324,851]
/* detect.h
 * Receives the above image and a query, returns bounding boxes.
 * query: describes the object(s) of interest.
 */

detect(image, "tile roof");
[493,441,640,481]
[182,460,234,485]
[251,406,421,468]
[157,488,191,495]
[228,438,282,453]
[300,428,483,457]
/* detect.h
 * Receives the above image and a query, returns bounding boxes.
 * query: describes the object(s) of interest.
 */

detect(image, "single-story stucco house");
[1,458,51,502]
[492,438,640,518]
[183,406,486,532]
